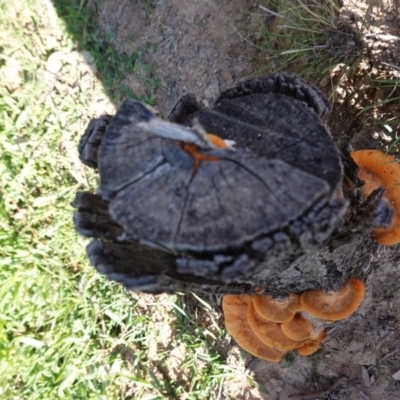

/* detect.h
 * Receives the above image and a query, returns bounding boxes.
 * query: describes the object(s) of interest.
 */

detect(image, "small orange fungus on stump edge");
[351,149,400,245]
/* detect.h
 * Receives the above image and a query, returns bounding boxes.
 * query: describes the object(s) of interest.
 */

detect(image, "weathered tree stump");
[73,72,391,296]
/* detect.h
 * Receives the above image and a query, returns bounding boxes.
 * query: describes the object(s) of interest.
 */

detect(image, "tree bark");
[73,73,391,297]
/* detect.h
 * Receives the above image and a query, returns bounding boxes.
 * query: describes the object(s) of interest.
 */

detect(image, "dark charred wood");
[215,72,331,118]
[168,93,201,124]
[79,115,112,168]
[72,191,125,240]
[184,92,340,191]
[73,188,378,295]
[73,73,390,296]
[340,146,361,187]
[73,186,379,295]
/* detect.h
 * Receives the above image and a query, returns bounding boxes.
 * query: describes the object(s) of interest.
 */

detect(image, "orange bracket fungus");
[251,294,301,323]
[247,302,304,352]
[222,278,365,361]
[300,278,365,321]
[281,313,314,341]
[351,149,400,245]
[297,340,322,356]
[223,295,283,362]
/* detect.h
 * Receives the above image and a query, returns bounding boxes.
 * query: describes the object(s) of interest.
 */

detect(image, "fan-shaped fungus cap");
[281,313,314,341]
[351,149,400,245]
[223,295,283,362]
[300,278,365,321]
[251,294,301,323]
[281,313,328,342]
[247,302,305,352]
[297,340,322,356]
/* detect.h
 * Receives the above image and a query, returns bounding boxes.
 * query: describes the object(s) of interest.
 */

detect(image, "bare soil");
[89,0,400,398]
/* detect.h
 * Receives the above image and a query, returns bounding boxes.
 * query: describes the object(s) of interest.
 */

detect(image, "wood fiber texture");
[73,73,384,295]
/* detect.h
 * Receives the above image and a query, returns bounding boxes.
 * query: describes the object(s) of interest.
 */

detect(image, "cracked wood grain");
[74,72,386,295]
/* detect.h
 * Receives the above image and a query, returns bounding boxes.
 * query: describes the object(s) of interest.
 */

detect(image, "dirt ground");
[88,0,400,398]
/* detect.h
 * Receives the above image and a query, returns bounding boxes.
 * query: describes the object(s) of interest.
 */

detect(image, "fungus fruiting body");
[300,278,365,321]
[222,278,365,362]
[281,313,313,341]
[351,149,400,245]
[223,295,283,362]
[297,340,322,356]
[251,294,301,323]
[247,303,304,352]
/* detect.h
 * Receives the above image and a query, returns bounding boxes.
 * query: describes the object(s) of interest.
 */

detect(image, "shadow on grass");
[51,0,159,105]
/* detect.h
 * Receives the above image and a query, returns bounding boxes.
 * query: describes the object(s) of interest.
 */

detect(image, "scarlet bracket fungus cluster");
[223,278,365,362]
[351,149,400,245]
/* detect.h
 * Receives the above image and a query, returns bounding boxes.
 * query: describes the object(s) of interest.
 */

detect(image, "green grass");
[251,0,400,154]
[352,75,400,156]
[52,0,160,104]
[2,0,398,398]
[251,0,364,87]
[0,1,236,398]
